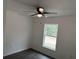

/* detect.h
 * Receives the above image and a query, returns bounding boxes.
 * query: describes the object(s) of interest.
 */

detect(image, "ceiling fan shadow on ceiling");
[24,7,57,18]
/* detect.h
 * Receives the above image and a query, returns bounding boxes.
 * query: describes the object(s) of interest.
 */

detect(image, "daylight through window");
[43,24,58,51]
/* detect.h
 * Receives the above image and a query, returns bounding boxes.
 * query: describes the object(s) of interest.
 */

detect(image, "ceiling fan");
[24,7,57,18]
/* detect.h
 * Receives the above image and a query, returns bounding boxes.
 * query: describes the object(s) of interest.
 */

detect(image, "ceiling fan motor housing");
[37,7,44,14]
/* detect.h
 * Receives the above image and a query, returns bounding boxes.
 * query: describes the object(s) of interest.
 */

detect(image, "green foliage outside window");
[44,24,58,37]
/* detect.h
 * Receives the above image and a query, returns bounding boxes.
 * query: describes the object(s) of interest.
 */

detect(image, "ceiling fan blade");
[30,13,37,16]
[44,12,57,14]
[24,11,35,12]
[24,11,36,13]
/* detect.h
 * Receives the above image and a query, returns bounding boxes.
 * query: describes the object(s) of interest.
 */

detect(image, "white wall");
[3,0,33,56]
[31,15,76,59]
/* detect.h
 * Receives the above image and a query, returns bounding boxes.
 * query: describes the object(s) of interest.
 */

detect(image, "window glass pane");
[43,24,58,51]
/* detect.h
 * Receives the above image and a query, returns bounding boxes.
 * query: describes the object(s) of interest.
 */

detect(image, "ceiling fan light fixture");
[39,8,44,12]
[37,14,43,17]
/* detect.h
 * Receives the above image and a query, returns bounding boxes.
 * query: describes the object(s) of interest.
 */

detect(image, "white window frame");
[42,24,58,51]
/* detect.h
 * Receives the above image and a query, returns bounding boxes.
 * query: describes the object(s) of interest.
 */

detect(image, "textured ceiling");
[9,0,76,17]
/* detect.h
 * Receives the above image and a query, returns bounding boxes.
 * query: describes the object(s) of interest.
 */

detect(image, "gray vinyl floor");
[4,49,53,59]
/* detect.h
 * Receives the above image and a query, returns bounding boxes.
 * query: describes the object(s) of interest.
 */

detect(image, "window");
[42,24,58,51]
